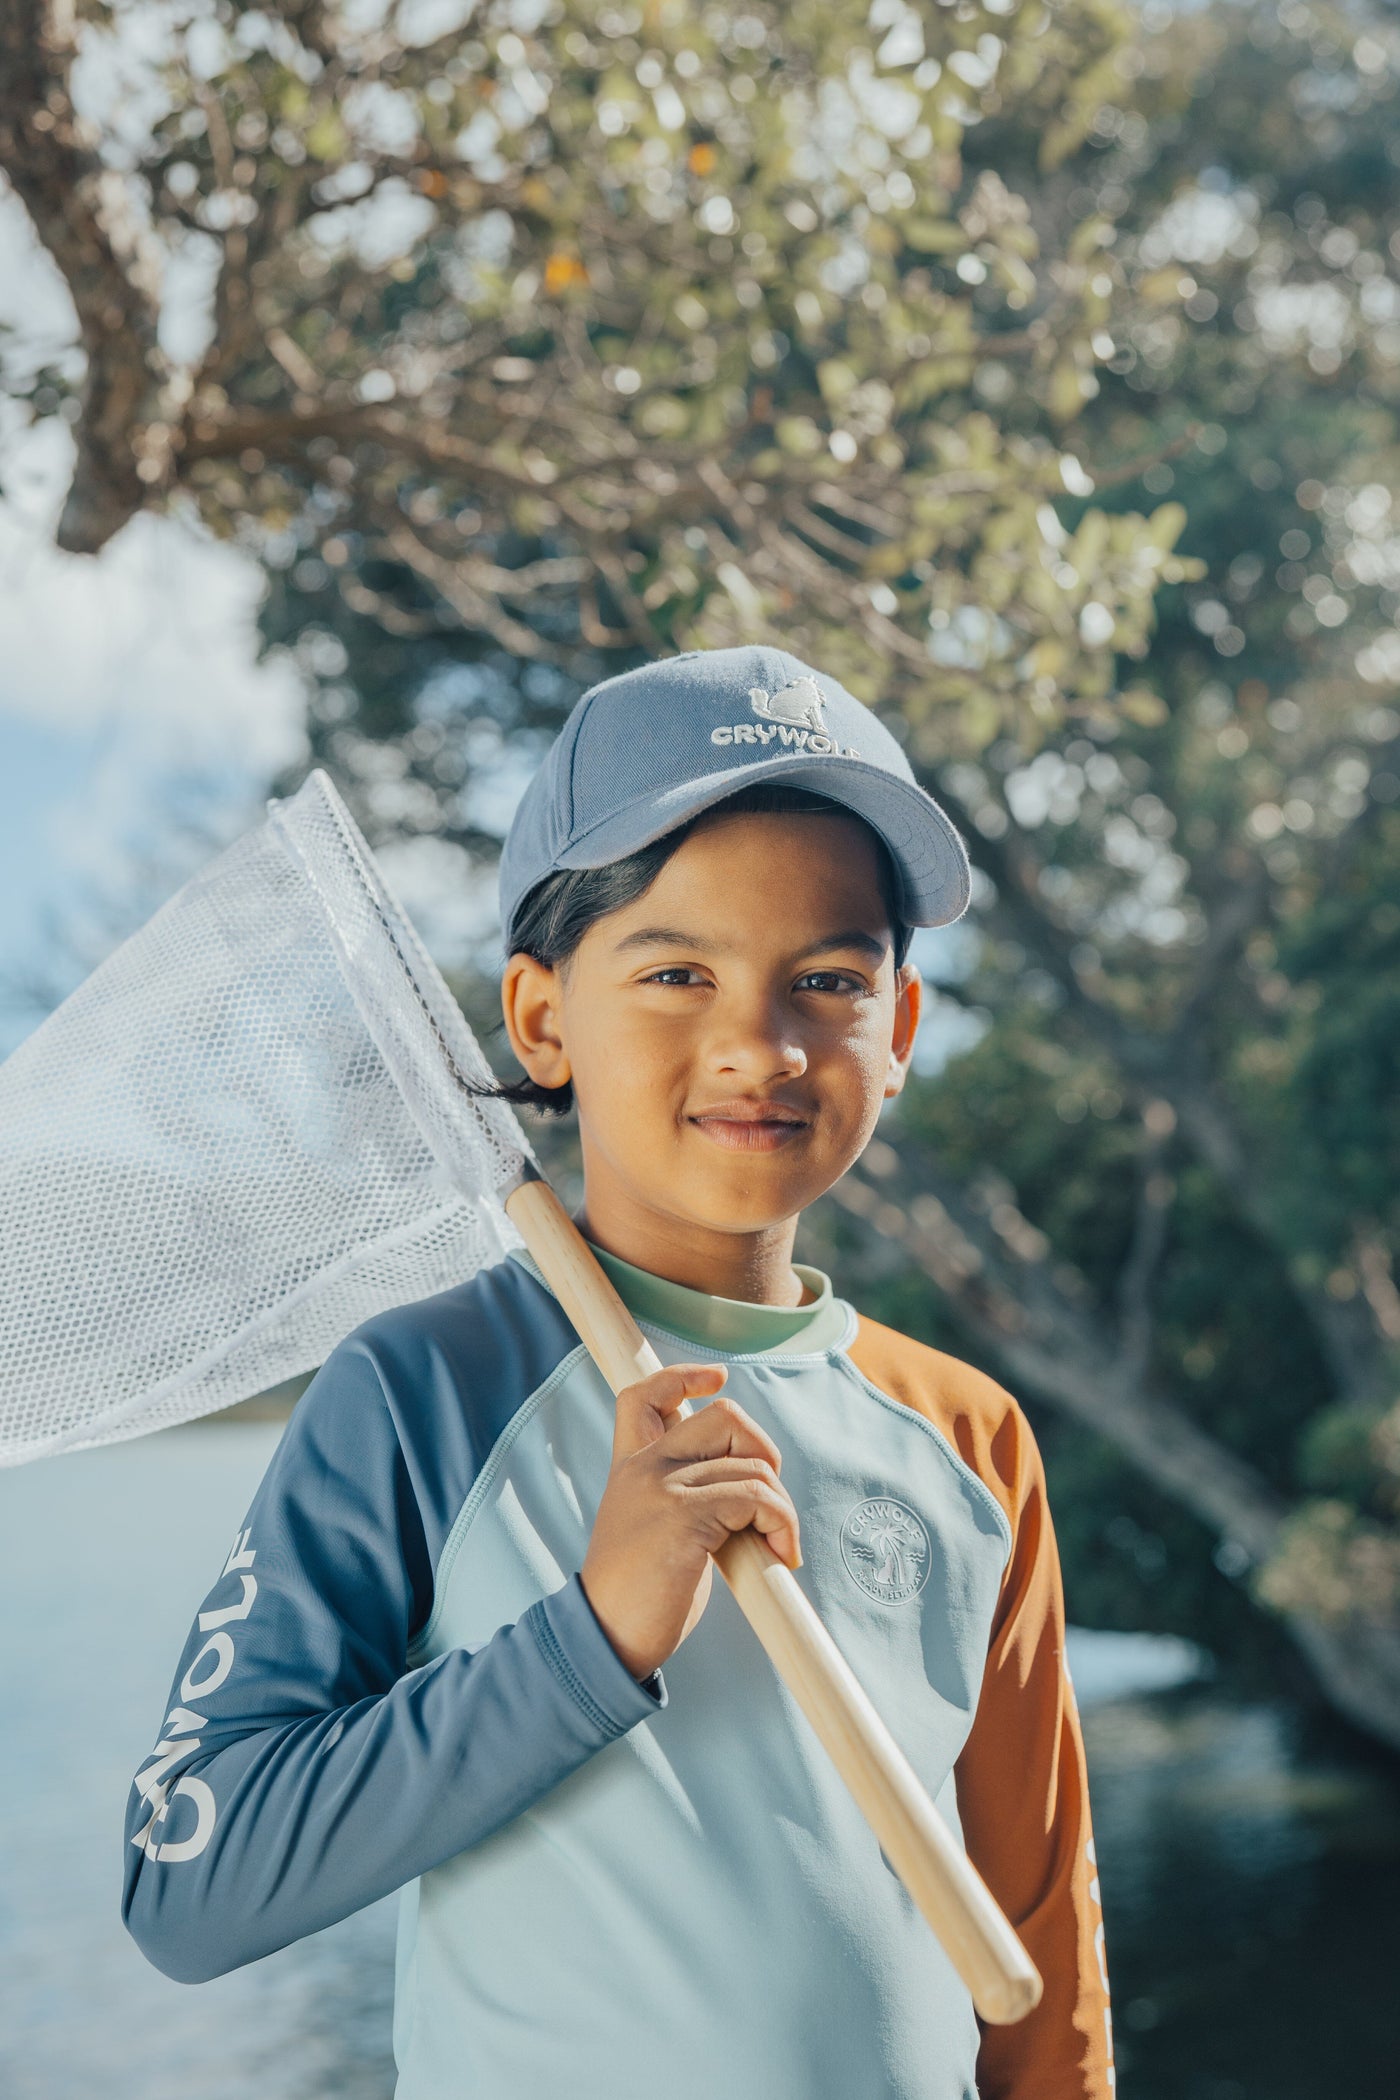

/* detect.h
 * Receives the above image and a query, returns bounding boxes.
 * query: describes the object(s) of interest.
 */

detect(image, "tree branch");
[1087,420,1205,491]
[833,1143,1286,1561]
[1115,1103,1176,1385]
[374,512,576,664]
[914,757,1398,1404]
[1171,849,1271,1034]
[333,571,443,637]
[0,0,156,550]
[921,765,1143,1062]
[1355,1232,1400,1348]
[838,1145,1400,1749]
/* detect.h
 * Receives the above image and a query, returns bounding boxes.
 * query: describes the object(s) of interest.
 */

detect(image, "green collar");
[511,1238,850,1356]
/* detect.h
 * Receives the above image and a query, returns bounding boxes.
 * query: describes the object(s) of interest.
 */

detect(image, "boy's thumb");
[612,1363,724,1458]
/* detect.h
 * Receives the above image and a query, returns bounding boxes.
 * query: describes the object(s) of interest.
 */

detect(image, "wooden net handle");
[504,1175,1042,2026]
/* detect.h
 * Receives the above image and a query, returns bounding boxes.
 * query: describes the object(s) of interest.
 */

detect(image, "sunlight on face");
[525,809,920,1248]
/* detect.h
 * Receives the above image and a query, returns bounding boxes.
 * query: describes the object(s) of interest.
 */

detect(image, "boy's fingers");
[612,1363,726,1458]
[657,1394,783,1473]
[671,1453,783,1497]
[683,1477,802,1570]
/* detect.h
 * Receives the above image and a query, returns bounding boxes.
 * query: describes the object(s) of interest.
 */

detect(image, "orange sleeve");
[847,1318,1115,2100]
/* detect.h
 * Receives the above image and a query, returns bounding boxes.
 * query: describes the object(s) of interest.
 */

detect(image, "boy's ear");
[883,962,922,1101]
[501,953,572,1091]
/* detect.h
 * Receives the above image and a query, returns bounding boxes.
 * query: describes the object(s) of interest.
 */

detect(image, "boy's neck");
[575,1189,808,1309]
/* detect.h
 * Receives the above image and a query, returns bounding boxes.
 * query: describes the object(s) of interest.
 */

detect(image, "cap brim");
[556,753,971,928]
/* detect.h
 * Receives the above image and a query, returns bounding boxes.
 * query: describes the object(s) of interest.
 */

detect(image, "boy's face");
[503,809,921,1252]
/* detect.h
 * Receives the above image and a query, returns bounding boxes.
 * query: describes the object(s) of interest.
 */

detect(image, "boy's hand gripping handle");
[504,1175,1043,2027]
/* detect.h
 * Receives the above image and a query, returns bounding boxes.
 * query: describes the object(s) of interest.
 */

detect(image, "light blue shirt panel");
[397,1324,1011,2100]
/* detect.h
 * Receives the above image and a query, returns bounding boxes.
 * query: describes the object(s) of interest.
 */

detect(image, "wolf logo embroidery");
[749,676,828,732]
[709,673,860,760]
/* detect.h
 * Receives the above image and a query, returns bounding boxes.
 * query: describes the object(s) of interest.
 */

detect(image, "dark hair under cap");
[492,783,913,1118]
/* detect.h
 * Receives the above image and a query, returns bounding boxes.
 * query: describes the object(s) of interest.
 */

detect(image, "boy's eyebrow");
[794,929,889,963]
[613,926,889,962]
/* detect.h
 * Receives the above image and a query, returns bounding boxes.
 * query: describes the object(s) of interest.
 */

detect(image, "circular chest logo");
[840,1498,932,1605]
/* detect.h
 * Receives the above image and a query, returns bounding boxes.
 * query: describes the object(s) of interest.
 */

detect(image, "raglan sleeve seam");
[354,1337,666,1740]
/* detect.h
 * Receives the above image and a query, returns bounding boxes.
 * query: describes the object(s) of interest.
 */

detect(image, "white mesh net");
[0,770,534,1466]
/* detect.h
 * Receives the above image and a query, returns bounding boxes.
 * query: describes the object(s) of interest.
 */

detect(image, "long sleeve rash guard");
[123,1246,1114,2100]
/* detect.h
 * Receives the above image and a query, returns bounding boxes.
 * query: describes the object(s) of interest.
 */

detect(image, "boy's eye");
[638,966,867,994]
[795,971,864,995]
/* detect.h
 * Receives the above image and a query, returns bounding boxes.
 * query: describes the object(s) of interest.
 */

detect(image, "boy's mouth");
[686,1098,811,1153]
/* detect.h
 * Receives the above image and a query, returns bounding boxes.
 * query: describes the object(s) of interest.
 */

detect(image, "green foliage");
[1036,1424,1282,1672]
[1277,858,1400,1240]
[1297,1403,1396,1506]
[856,0,1400,1665]
[8,0,1199,752]
[1256,1498,1400,1629]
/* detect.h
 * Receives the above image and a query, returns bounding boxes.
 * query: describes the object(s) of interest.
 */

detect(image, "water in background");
[2,1424,1397,2098]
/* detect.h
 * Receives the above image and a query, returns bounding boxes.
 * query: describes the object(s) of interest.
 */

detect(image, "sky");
[0,162,312,1056]
[0,415,309,1055]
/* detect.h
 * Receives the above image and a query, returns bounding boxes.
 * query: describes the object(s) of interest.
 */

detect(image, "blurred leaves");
[841,0,1400,1717]
[1257,1500,1400,1630]
[1,0,1181,744]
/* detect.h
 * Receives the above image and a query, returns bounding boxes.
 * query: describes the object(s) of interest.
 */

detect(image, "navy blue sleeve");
[121,1294,661,1985]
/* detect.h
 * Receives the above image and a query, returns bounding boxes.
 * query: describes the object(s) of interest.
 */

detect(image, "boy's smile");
[686,1095,809,1151]
[502,807,922,1303]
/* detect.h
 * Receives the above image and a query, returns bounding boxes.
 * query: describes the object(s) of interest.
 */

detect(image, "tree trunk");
[0,0,157,556]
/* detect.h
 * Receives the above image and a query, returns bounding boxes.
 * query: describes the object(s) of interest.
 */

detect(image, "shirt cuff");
[524,1575,668,1741]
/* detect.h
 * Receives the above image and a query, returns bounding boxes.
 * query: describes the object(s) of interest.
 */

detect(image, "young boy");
[124,646,1114,2099]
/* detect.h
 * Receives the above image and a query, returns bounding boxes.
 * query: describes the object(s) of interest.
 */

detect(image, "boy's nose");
[701,998,808,1082]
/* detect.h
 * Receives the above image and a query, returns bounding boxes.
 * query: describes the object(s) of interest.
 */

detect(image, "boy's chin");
[657,1163,834,1238]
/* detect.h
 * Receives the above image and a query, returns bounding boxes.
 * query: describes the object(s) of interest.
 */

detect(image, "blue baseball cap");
[499,645,971,943]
